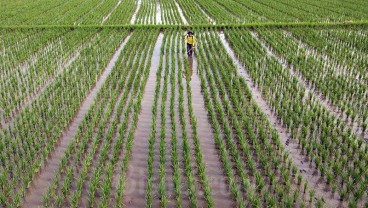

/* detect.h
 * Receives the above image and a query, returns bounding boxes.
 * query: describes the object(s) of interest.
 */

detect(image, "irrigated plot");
[0,1,367,207]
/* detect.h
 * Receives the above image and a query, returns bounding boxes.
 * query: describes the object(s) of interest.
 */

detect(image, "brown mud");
[21,34,132,208]
[219,31,343,208]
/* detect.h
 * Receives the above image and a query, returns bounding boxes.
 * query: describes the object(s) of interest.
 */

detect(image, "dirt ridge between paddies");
[1,20,367,30]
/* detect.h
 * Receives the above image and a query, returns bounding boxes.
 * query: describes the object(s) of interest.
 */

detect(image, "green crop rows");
[0,0,367,207]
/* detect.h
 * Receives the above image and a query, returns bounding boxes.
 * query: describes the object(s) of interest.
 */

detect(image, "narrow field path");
[21,34,131,207]
[1,33,96,130]
[101,0,123,24]
[130,0,142,24]
[218,32,341,208]
[123,33,164,208]
[190,56,234,207]
[251,29,367,141]
[175,2,188,25]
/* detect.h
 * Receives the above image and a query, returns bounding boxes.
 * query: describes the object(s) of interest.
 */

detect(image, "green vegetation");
[0,0,367,207]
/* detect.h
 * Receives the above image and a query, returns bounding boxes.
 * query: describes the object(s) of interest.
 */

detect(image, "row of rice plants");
[0,0,139,25]
[169,31,182,205]
[160,0,183,25]
[225,27,368,207]
[0,28,95,123]
[255,27,368,136]
[175,0,210,24]
[263,0,346,22]
[158,29,171,207]
[177,32,217,207]
[147,30,199,207]
[146,29,214,207]
[41,28,158,207]
[134,0,157,24]
[75,0,120,24]
[233,0,367,22]
[0,29,67,71]
[104,0,138,25]
[0,29,43,63]
[211,0,267,23]
[292,27,367,83]
[180,36,214,207]
[0,28,130,207]
[23,0,101,25]
[196,29,317,207]
[194,0,237,23]
[319,28,367,53]
[0,0,70,25]
[290,0,367,20]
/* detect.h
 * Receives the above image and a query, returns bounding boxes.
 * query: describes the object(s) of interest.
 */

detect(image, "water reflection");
[186,57,194,81]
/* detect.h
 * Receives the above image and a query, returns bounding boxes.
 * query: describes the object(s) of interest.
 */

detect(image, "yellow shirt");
[185,35,197,45]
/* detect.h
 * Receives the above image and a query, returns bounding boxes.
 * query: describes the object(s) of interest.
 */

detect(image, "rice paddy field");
[0,0,367,207]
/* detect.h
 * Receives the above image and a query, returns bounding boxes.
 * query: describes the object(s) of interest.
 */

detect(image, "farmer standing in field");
[185,31,197,57]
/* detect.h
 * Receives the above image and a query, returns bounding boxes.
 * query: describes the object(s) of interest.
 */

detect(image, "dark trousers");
[187,43,193,57]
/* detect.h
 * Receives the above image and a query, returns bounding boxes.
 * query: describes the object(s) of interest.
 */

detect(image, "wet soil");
[21,35,131,207]
[219,31,343,208]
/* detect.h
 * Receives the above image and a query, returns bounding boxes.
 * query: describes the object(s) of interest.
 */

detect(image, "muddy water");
[101,0,122,24]
[123,33,163,208]
[156,0,162,24]
[21,34,131,207]
[190,56,234,207]
[130,0,142,24]
[219,32,343,208]
[174,2,188,25]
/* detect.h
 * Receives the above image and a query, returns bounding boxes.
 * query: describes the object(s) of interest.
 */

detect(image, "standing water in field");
[175,2,188,25]
[156,0,162,24]
[123,32,164,207]
[130,0,142,24]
